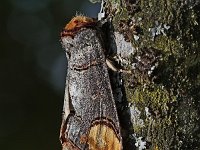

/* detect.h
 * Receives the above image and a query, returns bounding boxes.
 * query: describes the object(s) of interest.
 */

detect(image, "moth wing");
[60,72,73,145]
[63,74,71,121]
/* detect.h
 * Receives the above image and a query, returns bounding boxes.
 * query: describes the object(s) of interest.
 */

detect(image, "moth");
[60,16,123,150]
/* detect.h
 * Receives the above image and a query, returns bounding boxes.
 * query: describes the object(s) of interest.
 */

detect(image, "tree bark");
[102,0,200,149]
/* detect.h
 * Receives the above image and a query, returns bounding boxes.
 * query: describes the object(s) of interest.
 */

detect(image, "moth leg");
[106,58,132,74]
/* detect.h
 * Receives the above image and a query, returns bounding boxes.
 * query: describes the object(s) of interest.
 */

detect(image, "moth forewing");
[60,16,122,150]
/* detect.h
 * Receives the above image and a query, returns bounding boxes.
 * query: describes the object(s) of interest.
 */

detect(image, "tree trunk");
[102,0,200,149]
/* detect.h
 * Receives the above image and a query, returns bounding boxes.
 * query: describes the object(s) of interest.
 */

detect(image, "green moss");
[110,0,121,5]
[112,8,129,29]
[127,85,176,111]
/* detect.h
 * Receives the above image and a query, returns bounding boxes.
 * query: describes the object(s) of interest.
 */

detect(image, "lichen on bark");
[104,0,200,149]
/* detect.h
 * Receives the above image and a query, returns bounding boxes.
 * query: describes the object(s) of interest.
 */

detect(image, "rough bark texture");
[102,0,200,149]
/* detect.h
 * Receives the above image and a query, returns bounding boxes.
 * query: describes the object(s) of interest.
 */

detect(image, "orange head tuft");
[61,16,97,37]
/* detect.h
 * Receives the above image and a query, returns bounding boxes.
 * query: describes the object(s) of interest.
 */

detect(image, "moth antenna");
[75,11,85,17]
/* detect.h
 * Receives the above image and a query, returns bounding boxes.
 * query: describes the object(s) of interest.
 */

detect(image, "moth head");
[65,16,95,30]
[61,15,97,58]
[61,15,97,38]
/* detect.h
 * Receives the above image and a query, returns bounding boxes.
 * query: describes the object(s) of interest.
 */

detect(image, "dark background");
[0,0,100,149]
